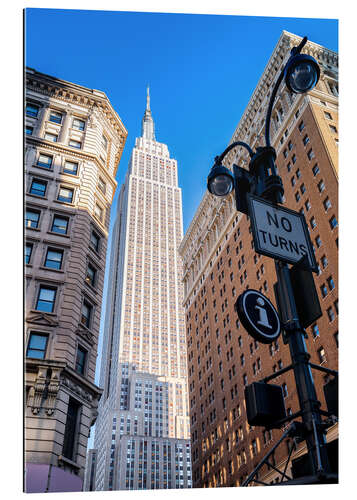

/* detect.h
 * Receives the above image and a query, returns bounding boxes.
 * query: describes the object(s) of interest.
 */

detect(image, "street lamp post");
[207,37,336,484]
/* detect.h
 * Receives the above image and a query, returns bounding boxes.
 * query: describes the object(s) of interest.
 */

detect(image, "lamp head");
[207,162,234,197]
[284,53,320,94]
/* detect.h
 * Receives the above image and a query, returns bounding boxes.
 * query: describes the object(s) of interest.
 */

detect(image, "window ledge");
[25,226,41,232]
[32,164,53,172]
[47,231,70,238]
[58,455,81,470]
[54,200,75,207]
[39,266,64,274]
[27,194,48,201]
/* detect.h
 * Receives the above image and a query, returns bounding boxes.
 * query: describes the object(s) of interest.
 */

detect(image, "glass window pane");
[25,244,33,264]
[90,231,99,251]
[49,111,62,124]
[26,104,39,117]
[25,210,40,228]
[72,118,85,131]
[45,249,63,269]
[58,187,73,203]
[69,139,81,149]
[64,161,78,175]
[25,126,33,135]
[36,287,56,312]
[52,216,68,234]
[37,154,53,168]
[44,132,58,143]
[30,180,47,196]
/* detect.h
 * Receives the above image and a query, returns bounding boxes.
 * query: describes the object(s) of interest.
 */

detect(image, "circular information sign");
[235,289,281,344]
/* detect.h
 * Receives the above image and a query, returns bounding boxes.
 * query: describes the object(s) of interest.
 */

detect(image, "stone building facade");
[179,31,338,487]
[24,67,127,493]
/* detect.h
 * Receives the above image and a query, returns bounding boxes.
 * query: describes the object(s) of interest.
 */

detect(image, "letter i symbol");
[255,297,272,329]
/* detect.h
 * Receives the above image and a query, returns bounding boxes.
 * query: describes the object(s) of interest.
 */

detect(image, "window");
[62,398,80,460]
[303,135,310,146]
[75,346,87,375]
[86,263,96,287]
[26,333,48,359]
[288,141,293,150]
[89,230,100,252]
[240,354,245,366]
[36,286,57,313]
[45,248,64,270]
[327,306,335,322]
[98,177,106,194]
[44,132,58,143]
[81,300,93,328]
[334,332,339,348]
[320,284,328,298]
[323,197,331,211]
[37,153,53,169]
[317,180,325,193]
[315,235,322,248]
[25,243,33,264]
[25,125,33,135]
[282,383,288,397]
[94,203,104,222]
[64,160,79,175]
[26,103,40,117]
[321,255,328,268]
[49,110,63,124]
[51,215,69,234]
[310,217,317,229]
[296,168,301,179]
[329,125,338,134]
[307,149,314,160]
[291,176,296,187]
[283,149,288,158]
[72,118,85,131]
[298,121,305,132]
[324,112,332,120]
[312,164,320,176]
[300,184,306,194]
[292,154,296,164]
[295,192,300,202]
[57,187,74,204]
[29,179,47,197]
[68,139,81,149]
[25,209,40,229]
[318,347,327,364]
[305,200,311,211]
[243,374,248,386]
[329,216,338,229]
[287,162,291,172]
[327,276,335,291]
[101,135,108,150]
[312,324,320,338]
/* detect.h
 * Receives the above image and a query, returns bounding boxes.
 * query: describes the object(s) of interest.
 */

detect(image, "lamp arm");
[215,141,254,165]
[265,36,309,147]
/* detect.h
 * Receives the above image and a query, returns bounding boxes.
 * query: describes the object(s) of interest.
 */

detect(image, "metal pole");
[274,260,331,478]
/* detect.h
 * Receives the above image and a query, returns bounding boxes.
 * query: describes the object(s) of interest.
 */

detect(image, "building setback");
[24,68,127,493]
[87,89,191,491]
[179,31,338,487]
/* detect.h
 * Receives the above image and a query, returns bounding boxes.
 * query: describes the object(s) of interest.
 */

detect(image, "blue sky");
[25,9,338,397]
[25,9,338,235]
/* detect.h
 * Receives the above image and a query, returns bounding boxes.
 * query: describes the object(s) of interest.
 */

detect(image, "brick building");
[179,32,338,487]
[24,68,127,492]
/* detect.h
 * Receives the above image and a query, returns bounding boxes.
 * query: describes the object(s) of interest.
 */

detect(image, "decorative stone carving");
[29,366,48,414]
[44,368,62,416]
[75,323,95,345]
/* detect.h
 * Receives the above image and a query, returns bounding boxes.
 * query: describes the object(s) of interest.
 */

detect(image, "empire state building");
[87,89,191,491]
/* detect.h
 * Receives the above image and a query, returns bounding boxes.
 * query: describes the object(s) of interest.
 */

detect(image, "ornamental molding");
[26,311,59,327]
[27,365,62,416]
[75,323,95,346]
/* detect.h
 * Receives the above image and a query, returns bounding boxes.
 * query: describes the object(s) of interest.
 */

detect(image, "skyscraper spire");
[146,85,151,111]
[141,85,155,141]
